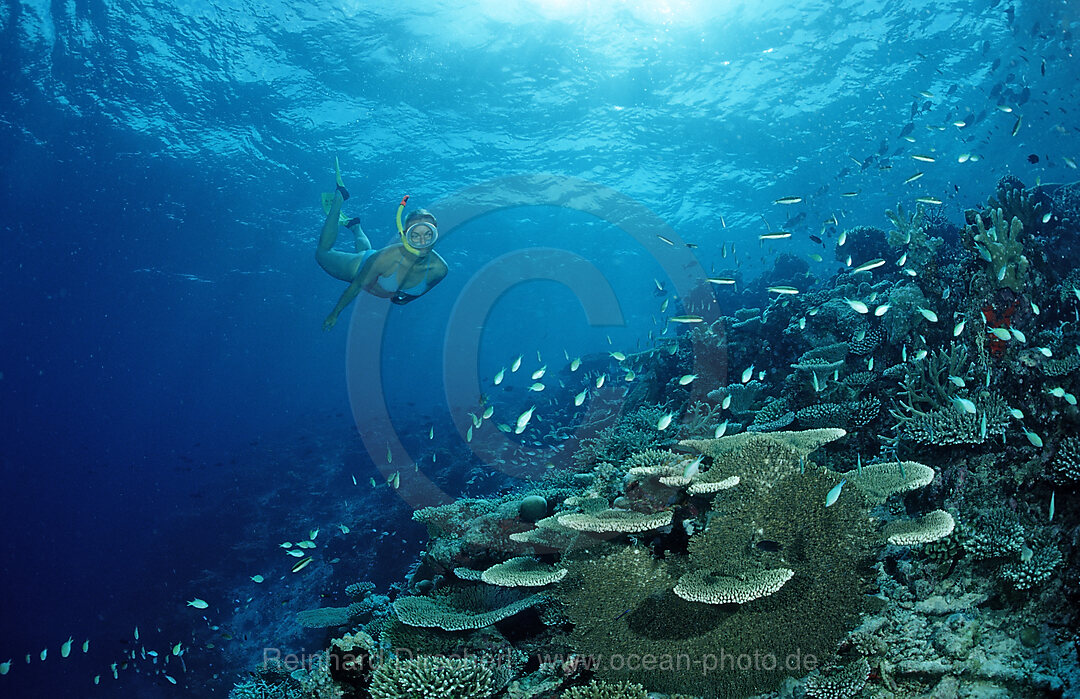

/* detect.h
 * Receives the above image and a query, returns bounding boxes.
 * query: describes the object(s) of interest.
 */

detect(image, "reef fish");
[1021,427,1043,447]
[853,258,886,273]
[825,480,846,507]
[515,406,536,434]
[952,397,977,414]
[845,299,870,314]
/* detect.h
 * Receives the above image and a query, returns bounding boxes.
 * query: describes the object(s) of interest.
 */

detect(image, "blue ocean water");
[1,0,1076,695]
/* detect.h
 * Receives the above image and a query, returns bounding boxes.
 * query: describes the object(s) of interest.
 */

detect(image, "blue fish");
[825,479,846,507]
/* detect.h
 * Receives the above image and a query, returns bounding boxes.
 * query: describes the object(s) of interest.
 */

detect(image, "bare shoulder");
[430,251,449,275]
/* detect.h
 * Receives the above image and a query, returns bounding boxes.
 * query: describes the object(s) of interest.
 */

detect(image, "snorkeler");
[316,161,448,330]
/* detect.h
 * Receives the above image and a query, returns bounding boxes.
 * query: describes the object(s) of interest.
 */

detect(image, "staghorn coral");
[897,397,1010,446]
[368,656,494,699]
[895,344,975,413]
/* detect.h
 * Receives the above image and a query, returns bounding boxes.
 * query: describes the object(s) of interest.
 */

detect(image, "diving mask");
[395,194,438,253]
[403,221,438,249]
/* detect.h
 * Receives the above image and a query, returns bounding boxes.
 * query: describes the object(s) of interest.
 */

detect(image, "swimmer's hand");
[323,312,339,331]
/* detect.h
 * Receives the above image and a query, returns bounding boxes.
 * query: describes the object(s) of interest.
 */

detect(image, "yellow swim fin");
[320,191,349,225]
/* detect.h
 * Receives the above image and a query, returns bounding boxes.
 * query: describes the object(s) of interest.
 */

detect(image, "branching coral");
[706,380,765,415]
[560,680,648,699]
[963,509,1024,561]
[887,202,942,269]
[986,183,1046,235]
[895,344,975,414]
[1000,544,1063,591]
[969,207,1029,292]
[804,657,871,699]
[369,656,494,699]
[1050,436,1080,483]
[573,406,670,468]
[796,397,880,431]
[746,398,795,432]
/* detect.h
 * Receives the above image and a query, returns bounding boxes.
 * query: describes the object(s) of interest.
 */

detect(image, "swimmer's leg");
[346,218,372,253]
[315,190,362,281]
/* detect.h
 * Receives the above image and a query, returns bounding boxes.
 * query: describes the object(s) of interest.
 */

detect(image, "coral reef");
[230,177,1080,699]
[368,656,494,699]
[560,680,647,698]
[969,207,1030,292]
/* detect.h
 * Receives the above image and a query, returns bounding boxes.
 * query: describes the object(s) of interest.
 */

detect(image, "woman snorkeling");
[316,160,447,330]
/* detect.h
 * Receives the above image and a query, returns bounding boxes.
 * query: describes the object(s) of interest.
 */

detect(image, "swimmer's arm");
[390,258,448,305]
[322,255,387,330]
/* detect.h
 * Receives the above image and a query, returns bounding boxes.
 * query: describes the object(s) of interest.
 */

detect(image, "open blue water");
[1,0,1076,695]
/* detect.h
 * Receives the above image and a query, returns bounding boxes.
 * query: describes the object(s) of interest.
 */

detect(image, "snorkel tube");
[395,195,410,236]
[396,194,439,255]
[396,194,424,255]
